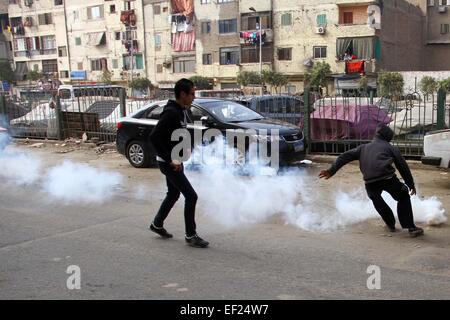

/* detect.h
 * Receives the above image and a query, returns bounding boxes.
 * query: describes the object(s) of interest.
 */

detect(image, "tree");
[438,77,450,92]
[377,71,404,98]
[359,76,369,93]
[26,70,43,82]
[304,61,331,94]
[419,76,438,96]
[237,71,262,87]
[129,77,153,91]
[0,60,14,82]
[189,76,213,90]
[268,71,289,94]
[98,69,113,84]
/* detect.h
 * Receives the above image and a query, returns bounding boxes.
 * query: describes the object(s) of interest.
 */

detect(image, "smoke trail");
[42,160,123,205]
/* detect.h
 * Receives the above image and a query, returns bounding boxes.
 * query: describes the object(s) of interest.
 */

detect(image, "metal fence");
[0,88,448,158]
[303,90,450,157]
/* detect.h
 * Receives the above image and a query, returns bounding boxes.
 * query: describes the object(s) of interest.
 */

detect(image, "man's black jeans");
[153,162,198,237]
[365,177,416,229]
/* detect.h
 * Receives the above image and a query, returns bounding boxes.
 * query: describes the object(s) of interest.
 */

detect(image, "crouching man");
[319,124,424,237]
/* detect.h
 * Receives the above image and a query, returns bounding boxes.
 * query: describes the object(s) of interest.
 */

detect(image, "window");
[336,37,376,60]
[314,46,327,59]
[42,59,58,74]
[281,13,292,26]
[219,19,237,34]
[427,0,435,6]
[123,54,144,70]
[75,37,81,46]
[157,64,163,73]
[155,33,162,50]
[91,58,107,71]
[278,48,292,61]
[77,62,83,70]
[145,106,164,119]
[317,14,327,26]
[441,24,449,34]
[58,46,67,57]
[33,64,39,71]
[54,0,63,5]
[41,35,56,51]
[203,53,212,65]
[38,13,53,25]
[241,13,271,30]
[173,56,196,73]
[112,59,118,69]
[163,7,168,13]
[110,5,116,13]
[73,10,80,21]
[201,21,211,34]
[220,47,240,65]
[343,12,353,24]
[201,0,211,3]
[241,45,273,63]
[87,5,104,20]
[115,32,121,40]
[60,70,69,78]
[154,4,161,15]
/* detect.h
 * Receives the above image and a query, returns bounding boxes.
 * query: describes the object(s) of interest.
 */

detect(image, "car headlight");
[251,134,283,142]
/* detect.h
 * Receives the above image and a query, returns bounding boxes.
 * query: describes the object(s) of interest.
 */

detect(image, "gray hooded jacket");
[328,124,415,189]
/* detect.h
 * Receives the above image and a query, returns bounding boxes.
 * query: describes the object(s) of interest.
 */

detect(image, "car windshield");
[200,101,264,123]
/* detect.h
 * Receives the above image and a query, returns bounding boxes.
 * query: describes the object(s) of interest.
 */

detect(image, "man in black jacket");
[319,124,424,237]
[149,78,209,248]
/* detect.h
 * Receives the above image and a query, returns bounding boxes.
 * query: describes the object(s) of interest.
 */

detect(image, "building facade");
[6,0,450,92]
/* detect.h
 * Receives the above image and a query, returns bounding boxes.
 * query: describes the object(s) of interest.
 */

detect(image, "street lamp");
[249,7,262,77]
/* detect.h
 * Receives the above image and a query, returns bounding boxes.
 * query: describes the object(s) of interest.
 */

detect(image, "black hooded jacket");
[149,100,188,163]
[328,124,415,189]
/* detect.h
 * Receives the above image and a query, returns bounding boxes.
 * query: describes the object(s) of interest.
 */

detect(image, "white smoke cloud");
[188,141,447,232]
[42,160,123,204]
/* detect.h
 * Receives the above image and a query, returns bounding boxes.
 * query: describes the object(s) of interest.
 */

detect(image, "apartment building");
[1,2,12,61]
[8,0,70,82]
[65,0,146,83]
[6,0,450,92]
[423,0,450,69]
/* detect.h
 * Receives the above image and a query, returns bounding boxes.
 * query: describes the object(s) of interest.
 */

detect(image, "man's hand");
[318,170,332,180]
[409,188,416,196]
[170,161,183,172]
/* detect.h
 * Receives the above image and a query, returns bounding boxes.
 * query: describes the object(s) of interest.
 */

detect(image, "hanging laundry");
[171,0,194,20]
[346,60,365,74]
[172,31,195,52]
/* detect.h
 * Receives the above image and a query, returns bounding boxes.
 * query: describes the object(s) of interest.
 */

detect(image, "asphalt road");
[1,142,449,299]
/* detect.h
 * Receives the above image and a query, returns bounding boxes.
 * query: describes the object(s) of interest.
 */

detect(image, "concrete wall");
[400,70,450,92]
[379,0,424,71]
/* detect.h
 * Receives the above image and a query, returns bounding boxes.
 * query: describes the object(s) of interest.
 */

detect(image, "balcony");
[120,10,137,27]
[335,59,377,74]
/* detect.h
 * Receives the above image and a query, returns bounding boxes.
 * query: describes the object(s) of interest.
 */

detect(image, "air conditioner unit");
[316,26,326,34]
[438,6,447,13]
[24,0,33,7]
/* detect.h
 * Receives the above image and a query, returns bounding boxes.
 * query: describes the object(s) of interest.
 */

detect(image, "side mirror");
[200,116,214,126]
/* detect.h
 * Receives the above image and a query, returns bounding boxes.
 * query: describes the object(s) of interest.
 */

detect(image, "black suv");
[116,98,306,168]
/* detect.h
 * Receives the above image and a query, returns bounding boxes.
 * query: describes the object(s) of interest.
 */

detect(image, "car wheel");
[127,140,151,168]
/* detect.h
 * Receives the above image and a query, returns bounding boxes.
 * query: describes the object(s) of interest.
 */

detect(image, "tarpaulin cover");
[311,104,391,140]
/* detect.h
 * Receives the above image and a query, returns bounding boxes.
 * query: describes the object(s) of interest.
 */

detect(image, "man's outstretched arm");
[319,146,362,179]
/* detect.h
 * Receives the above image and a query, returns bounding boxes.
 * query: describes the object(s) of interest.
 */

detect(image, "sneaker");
[149,223,173,239]
[185,234,209,248]
[408,227,424,238]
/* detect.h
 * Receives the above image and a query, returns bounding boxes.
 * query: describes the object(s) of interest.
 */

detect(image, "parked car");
[422,128,450,169]
[0,124,10,150]
[116,98,306,168]
[232,95,305,127]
